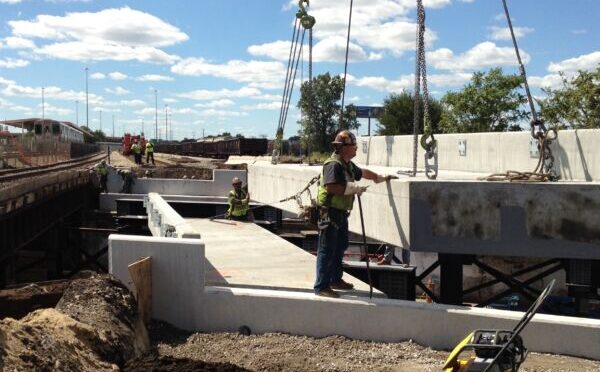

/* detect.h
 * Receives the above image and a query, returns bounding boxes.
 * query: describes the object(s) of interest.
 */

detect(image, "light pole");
[75,100,79,125]
[154,89,158,141]
[112,115,115,137]
[41,87,45,122]
[142,119,145,136]
[164,104,168,141]
[85,67,89,129]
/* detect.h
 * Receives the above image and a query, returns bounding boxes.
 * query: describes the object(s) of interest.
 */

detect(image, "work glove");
[375,174,399,183]
[344,182,368,196]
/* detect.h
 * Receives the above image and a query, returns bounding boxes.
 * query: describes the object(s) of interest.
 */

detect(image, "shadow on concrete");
[575,130,592,181]
[385,136,395,167]
[204,259,228,286]
[385,181,409,249]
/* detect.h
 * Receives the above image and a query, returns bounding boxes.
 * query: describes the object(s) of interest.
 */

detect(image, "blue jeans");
[314,208,349,292]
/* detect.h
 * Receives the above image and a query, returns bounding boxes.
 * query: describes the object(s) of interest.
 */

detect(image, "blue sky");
[0,0,598,139]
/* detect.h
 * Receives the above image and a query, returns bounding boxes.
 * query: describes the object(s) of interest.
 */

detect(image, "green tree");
[376,91,444,135]
[539,66,600,129]
[440,68,528,133]
[298,73,359,153]
[80,126,106,143]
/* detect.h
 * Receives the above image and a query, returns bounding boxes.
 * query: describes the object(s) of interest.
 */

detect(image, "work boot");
[315,288,339,298]
[330,279,354,290]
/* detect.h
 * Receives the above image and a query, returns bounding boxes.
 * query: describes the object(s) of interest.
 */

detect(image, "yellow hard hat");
[331,130,356,146]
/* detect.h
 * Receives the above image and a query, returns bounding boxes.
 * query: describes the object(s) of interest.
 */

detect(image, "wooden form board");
[128,256,152,324]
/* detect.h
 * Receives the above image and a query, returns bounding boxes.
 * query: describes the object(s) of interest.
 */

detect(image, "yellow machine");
[443,280,555,372]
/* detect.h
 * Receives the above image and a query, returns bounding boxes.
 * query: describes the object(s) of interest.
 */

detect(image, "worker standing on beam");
[227,177,254,222]
[314,130,397,298]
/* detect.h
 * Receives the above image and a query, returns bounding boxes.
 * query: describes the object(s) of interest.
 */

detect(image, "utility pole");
[112,115,115,137]
[99,110,102,132]
[85,67,89,129]
[75,100,79,125]
[164,104,168,141]
[142,119,145,136]
[154,89,158,141]
[41,87,45,122]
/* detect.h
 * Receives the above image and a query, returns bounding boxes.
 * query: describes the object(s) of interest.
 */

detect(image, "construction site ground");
[1,275,599,371]
[108,150,244,180]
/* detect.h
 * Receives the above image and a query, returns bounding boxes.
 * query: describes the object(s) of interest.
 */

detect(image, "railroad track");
[0,152,107,183]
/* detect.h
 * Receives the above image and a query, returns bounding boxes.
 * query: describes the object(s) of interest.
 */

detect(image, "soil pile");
[0,274,149,371]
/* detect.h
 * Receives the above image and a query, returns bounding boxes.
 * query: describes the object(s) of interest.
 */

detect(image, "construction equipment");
[443,279,555,372]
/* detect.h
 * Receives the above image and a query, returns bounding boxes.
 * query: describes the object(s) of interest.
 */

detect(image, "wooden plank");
[128,256,152,324]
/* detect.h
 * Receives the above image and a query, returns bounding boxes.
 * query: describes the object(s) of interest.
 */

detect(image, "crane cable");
[338,0,354,130]
[483,0,558,182]
[412,0,437,180]
[275,1,315,153]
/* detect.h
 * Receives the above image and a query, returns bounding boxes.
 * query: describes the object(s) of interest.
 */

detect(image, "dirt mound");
[125,355,249,372]
[0,274,149,371]
[0,308,119,371]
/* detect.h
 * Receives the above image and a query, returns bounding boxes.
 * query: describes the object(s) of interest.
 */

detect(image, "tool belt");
[318,206,349,230]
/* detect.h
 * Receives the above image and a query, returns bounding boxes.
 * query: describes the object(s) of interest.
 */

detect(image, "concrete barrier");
[146,193,200,238]
[108,232,600,359]
[109,234,204,331]
[106,169,247,195]
[355,129,600,181]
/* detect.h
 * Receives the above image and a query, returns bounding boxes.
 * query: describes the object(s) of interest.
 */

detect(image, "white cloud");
[108,72,128,80]
[105,86,130,95]
[0,0,22,4]
[0,58,30,68]
[197,109,248,118]
[427,42,529,71]
[2,82,102,104]
[3,36,35,49]
[177,87,265,101]
[8,7,186,64]
[90,72,105,80]
[240,102,281,110]
[163,98,178,103]
[489,26,534,41]
[40,103,71,116]
[172,58,285,89]
[530,51,600,90]
[135,74,173,82]
[133,107,156,115]
[0,76,16,85]
[347,71,472,92]
[571,29,587,35]
[194,99,235,108]
[117,99,146,107]
[547,51,600,74]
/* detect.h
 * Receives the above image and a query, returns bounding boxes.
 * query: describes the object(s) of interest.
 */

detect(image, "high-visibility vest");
[146,142,154,153]
[97,164,108,176]
[132,144,141,154]
[228,189,249,217]
[317,153,356,211]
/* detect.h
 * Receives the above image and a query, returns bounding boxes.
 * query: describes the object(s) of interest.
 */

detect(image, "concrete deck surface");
[186,218,381,298]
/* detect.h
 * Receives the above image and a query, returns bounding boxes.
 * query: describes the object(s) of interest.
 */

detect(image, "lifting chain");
[412,0,437,180]
[483,0,559,182]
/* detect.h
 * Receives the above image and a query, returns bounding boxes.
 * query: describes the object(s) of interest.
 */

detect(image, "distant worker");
[94,160,110,193]
[118,169,136,194]
[314,130,397,298]
[227,177,254,221]
[145,141,155,165]
[131,140,142,165]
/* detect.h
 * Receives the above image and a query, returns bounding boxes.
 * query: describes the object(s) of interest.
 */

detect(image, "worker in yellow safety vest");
[314,130,397,298]
[131,140,142,165]
[94,160,110,193]
[227,177,254,221]
[145,141,155,165]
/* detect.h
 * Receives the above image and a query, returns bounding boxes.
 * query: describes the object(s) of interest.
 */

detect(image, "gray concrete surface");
[109,234,204,331]
[186,218,379,297]
[147,193,200,238]
[108,233,600,360]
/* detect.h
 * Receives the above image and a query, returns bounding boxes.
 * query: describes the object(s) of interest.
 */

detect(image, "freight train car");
[217,138,268,157]
[154,138,268,158]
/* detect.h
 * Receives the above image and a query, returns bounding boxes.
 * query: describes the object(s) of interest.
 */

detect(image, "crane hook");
[296,0,316,29]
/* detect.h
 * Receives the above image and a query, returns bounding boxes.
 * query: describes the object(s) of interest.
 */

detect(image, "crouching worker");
[93,160,110,193]
[227,177,254,222]
[314,130,397,298]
